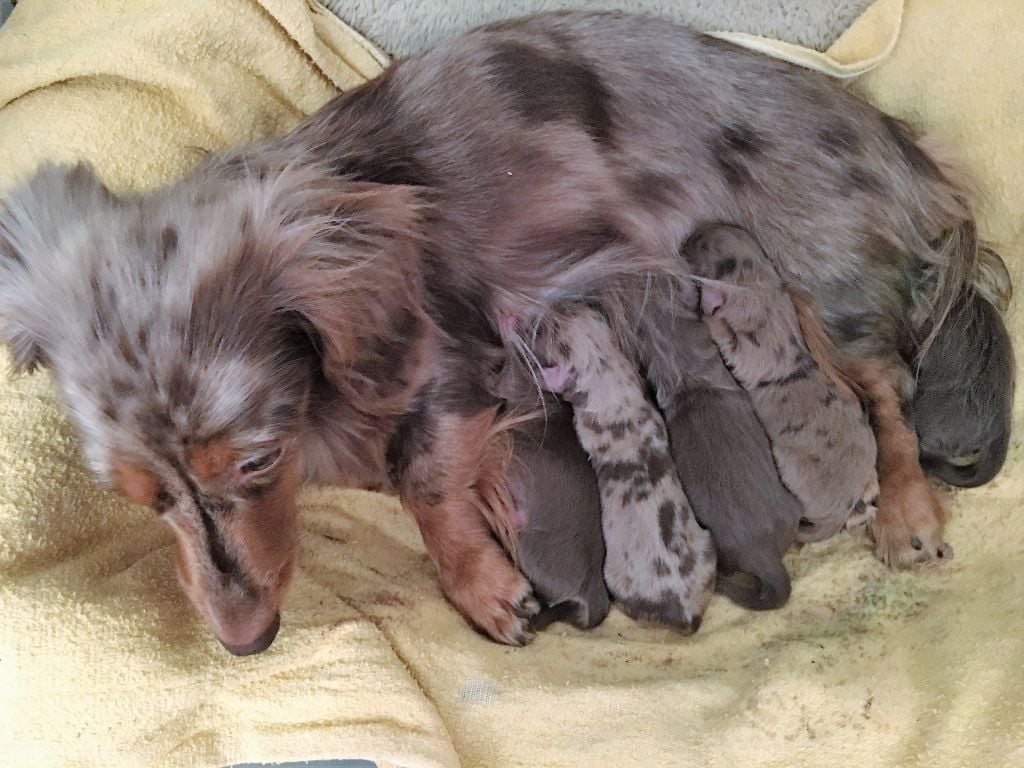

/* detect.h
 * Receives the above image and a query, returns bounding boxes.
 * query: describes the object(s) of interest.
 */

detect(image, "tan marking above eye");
[190,440,237,481]
[110,462,159,506]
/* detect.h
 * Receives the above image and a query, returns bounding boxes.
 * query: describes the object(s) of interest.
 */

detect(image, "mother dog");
[0,12,1008,653]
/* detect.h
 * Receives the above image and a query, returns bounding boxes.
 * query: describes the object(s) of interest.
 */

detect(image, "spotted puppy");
[507,399,610,630]
[537,306,716,632]
[686,226,881,545]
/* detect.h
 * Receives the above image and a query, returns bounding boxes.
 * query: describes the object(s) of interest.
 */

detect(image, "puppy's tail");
[715,560,791,611]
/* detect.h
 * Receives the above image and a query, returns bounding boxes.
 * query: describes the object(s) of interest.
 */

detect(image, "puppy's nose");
[219,612,281,656]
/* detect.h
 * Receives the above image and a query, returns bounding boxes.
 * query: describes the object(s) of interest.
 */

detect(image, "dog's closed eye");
[238,447,282,476]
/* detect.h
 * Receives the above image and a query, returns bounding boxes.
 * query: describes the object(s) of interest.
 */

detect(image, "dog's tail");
[903,129,1013,359]
[715,559,791,611]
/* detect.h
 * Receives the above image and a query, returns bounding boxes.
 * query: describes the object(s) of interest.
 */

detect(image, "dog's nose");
[219,612,281,656]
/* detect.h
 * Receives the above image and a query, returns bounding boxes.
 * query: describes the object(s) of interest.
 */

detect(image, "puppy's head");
[0,161,424,654]
[913,291,1014,487]
[684,225,782,330]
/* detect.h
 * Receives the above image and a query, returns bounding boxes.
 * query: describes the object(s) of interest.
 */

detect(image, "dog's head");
[0,161,425,653]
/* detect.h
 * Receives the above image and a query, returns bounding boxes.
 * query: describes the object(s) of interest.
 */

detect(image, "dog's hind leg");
[848,359,954,568]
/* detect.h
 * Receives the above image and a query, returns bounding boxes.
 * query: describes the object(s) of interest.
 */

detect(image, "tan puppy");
[686,226,881,545]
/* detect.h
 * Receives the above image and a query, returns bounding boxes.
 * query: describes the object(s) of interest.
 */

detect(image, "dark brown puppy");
[0,12,995,651]
[507,401,610,630]
[913,291,1015,488]
[643,280,802,610]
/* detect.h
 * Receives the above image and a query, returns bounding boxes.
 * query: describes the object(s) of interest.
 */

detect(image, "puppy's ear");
[0,162,115,373]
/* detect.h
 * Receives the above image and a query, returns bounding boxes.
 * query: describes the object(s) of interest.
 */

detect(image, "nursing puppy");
[0,12,995,652]
[536,307,716,630]
[687,226,882,547]
[642,280,803,610]
[507,401,610,631]
[913,290,1015,488]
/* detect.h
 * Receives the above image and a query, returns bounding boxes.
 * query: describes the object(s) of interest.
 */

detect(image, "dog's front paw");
[445,551,540,645]
[870,478,953,568]
[604,500,716,633]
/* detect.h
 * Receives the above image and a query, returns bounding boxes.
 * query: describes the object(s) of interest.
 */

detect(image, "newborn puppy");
[538,307,716,632]
[913,290,1015,488]
[508,400,610,630]
[642,280,803,610]
[686,225,880,545]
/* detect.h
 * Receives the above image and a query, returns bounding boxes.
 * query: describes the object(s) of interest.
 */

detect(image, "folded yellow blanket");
[0,1,1021,766]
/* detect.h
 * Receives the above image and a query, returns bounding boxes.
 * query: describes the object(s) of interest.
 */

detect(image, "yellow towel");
[0,1,1021,766]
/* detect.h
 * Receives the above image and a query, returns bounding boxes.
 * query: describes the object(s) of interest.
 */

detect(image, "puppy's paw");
[604,500,716,633]
[870,479,952,568]
[447,553,540,646]
[845,482,880,539]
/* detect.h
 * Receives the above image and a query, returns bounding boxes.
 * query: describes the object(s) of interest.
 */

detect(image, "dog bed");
[0,0,1020,765]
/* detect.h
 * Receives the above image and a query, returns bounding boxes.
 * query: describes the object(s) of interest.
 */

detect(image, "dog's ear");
[0,218,43,372]
[0,162,115,373]
[253,170,429,399]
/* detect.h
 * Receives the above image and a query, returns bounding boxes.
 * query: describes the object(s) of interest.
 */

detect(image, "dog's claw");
[512,594,541,619]
[869,482,951,569]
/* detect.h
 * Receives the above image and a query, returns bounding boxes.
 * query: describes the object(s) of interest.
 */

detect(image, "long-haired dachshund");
[0,12,1011,653]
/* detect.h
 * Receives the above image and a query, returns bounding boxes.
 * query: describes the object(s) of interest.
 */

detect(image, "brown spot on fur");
[136,324,149,352]
[190,440,237,482]
[644,446,674,486]
[882,116,943,180]
[111,377,131,398]
[843,166,884,196]
[658,501,677,547]
[116,328,140,370]
[160,225,178,261]
[626,171,679,208]
[487,42,614,145]
[713,257,737,279]
[818,121,861,156]
[778,420,806,435]
[598,460,645,485]
[167,364,196,408]
[711,123,764,187]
